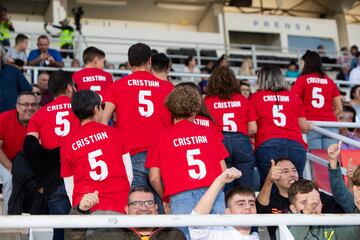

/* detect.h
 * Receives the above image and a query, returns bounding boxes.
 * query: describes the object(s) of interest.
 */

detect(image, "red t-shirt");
[194,115,224,141]
[0,110,27,160]
[61,121,130,213]
[72,68,113,100]
[291,73,340,121]
[145,120,228,198]
[104,71,173,155]
[204,93,257,135]
[249,90,307,149]
[27,96,80,149]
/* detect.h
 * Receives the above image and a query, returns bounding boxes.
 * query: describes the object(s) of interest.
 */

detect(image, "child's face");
[18,40,28,51]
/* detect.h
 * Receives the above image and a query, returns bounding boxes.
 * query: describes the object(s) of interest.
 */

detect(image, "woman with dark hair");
[204,66,256,189]
[249,66,311,185]
[181,55,200,82]
[338,105,360,150]
[350,85,360,123]
[177,82,223,141]
[292,50,342,150]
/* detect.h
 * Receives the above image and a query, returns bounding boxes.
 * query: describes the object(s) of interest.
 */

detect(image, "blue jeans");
[170,188,225,240]
[0,163,12,214]
[223,132,255,191]
[255,138,306,186]
[307,127,338,150]
[48,183,71,240]
[131,151,164,214]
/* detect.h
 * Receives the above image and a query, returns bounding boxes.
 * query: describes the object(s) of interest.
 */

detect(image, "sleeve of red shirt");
[106,72,113,83]
[145,142,161,169]
[248,95,259,118]
[296,95,306,118]
[247,100,258,122]
[27,114,40,134]
[331,79,340,97]
[103,83,116,104]
[212,133,229,161]
[60,140,72,177]
[291,77,305,100]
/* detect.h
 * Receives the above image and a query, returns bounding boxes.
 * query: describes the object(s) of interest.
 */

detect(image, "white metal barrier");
[311,125,360,149]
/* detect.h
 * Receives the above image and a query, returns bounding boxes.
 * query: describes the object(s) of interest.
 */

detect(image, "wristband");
[76,205,90,214]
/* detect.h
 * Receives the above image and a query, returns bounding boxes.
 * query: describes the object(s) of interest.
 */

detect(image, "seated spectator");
[336,63,350,82]
[61,90,132,212]
[0,92,38,214]
[240,80,251,98]
[280,179,360,239]
[36,71,53,106]
[190,167,259,240]
[350,85,360,122]
[72,46,113,100]
[350,45,359,70]
[5,33,28,68]
[338,105,360,149]
[212,55,229,71]
[256,158,344,240]
[31,84,42,103]
[147,85,227,240]
[350,52,360,82]
[70,58,80,68]
[239,57,254,76]
[65,186,185,240]
[337,46,352,66]
[0,46,32,113]
[28,35,64,67]
[151,52,171,81]
[181,55,200,82]
[328,141,360,213]
[284,61,299,78]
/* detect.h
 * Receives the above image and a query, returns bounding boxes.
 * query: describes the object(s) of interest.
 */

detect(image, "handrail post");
[195,43,202,67]
[251,45,258,70]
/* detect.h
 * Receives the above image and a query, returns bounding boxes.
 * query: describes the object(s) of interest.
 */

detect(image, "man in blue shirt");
[0,48,32,112]
[28,35,64,68]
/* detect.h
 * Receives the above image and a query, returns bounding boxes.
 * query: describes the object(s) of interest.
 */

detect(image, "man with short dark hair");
[72,46,113,99]
[189,168,259,240]
[256,158,344,240]
[28,35,64,67]
[24,70,79,240]
[36,71,53,106]
[102,43,173,210]
[151,53,170,81]
[0,92,38,214]
[282,179,360,240]
[65,185,186,240]
[61,90,132,214]
[5,33,29,67]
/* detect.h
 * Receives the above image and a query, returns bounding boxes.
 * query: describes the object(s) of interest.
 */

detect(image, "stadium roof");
[2,0,360,24]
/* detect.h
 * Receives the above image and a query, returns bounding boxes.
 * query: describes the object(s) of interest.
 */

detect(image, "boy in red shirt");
[146,85,228,240]
[24,71,80,240]
[72,46,113,100]
[61,90,131,213]
[102,43,173,212]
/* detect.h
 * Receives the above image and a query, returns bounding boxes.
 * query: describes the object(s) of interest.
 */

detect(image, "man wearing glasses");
[0,91,38,214]
[66,185,185,240]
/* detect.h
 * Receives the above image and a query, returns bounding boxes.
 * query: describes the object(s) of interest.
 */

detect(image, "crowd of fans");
[0,31,359,240]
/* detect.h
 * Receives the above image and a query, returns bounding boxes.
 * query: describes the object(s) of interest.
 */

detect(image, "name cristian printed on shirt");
[127,79,160,87]
[82,75,107,82]
[194,118,210,127]
[213,101,241,109]
[72,131,109,150]
[46,103,72,112]
[306,77,328,85]
[173,135,208,147]
[263,95,290,102]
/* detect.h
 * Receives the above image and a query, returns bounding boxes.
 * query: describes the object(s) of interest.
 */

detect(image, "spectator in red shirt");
[36,71,53,106]
[24,70,79,240]
[61,90,132,213]
[147,85,227,240]
[249,66,311,185]
[205,66,257,189]
[72,47,113,100]
[0,92,38,214]
[292,50,342,150]
[102,43,173,213]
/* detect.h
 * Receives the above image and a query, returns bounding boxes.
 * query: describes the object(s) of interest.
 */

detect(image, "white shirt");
[189,211,260,240]
[349,66,360,82]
